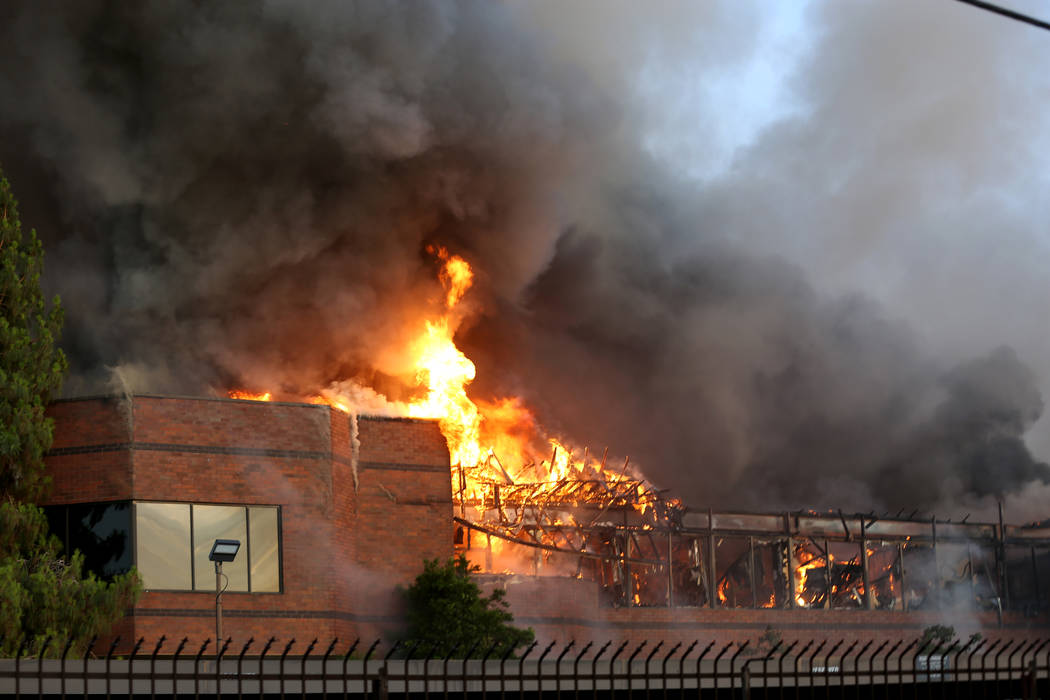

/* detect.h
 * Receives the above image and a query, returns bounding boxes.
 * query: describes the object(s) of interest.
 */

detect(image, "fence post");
[362,640,379,700]
[572,641,593,700]
[853,640,873,689]
[148,636,166,700]
[373,664,388,700]
[60,636,75,698]
[965,638,985,690]
[979,639,1000,691]
[499,640,516,700]
[480,641,498,700]
[36,635,51,698]
[301,638,318,700]
[192,638,210,700]
[589,641,611,698]
[518,641,538,700]
[278,638,296,699]
[729,641,750,695]
[835,640,857,695]
[320,637,337,700]
[340,638,358,700]
[626,641,647,695]
[441,641,460,700]
[644,641,663,697]
[555,640,575,699]
[235,637,253,700]
[659,641,681,699]
[674,640,696,696]
[608,640,628,696]
[712,642,731,694]
[169,638,187,698]
[126,637,143,697]
[255,637,275,700]
[995,640,1015,698]
[104,635,120,700]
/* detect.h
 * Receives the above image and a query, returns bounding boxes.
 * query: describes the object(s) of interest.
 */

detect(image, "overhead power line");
[954,0,1050,31]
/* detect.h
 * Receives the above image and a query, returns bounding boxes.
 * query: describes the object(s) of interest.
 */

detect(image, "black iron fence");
[1,635,1048,698]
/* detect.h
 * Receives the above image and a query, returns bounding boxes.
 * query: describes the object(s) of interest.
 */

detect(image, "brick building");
[43,394,1050,650]
[43,394,453,644]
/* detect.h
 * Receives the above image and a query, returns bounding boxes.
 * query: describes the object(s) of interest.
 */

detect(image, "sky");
[1,0,1048,518]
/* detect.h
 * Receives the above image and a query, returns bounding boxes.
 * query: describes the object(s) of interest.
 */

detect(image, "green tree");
[0,166,139,656]
[402,555,534,657]
[0,169,66,502]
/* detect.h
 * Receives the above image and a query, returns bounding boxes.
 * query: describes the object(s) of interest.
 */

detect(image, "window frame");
[131,500,283,594]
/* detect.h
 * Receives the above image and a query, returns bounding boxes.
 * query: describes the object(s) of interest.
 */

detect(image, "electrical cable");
[216,570,229,606]
[954,0,1050,32]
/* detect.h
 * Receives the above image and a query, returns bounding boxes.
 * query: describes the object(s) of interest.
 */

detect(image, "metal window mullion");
[245,506,252,593]
[277,506,284,593]
[189,503,196,591]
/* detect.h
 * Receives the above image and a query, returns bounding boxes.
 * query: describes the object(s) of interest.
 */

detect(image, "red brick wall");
[484,573,1050,649]
[343,416,454,641]
[43,396,452,649]
[46,397,132,503]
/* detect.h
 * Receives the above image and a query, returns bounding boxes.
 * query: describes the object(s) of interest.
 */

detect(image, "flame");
[229,246,651,573]
[228,390,272,401]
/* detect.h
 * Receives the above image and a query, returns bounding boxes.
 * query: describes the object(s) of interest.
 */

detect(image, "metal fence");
[1,635,1048,698]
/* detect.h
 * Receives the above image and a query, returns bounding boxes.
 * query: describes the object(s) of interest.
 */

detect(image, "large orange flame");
[229,246,627,501]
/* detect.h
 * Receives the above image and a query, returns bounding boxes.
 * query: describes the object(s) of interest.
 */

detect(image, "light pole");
[208,539,241,643]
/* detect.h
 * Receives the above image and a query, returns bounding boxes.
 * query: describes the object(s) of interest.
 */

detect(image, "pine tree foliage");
[403,555,534,658]
[0,166,140,656]
[0,171,66,502]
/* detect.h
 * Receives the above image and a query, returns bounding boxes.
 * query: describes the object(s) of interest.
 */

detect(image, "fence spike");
[557,640,576,663]
[520,640,539,661]
[383,640,401,661]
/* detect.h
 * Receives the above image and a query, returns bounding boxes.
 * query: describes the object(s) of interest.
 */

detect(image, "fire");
[229,246,632,505]
[793,545,825,607]
[228,390,272,401]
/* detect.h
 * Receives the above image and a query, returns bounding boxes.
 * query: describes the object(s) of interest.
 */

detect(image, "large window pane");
[69,502,132,578]
[248,507,281,592]
[192,505,248,592]
[135,503,192,590]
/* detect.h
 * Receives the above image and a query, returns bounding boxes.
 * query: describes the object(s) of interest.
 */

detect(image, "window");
[44,501,133,580]
[133,502,281,592]
[135,503,193,590]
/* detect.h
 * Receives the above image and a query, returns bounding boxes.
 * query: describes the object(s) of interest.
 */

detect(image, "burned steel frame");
[3,634,1050,698]
[457,484,1050,612]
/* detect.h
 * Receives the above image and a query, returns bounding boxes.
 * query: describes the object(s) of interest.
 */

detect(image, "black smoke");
[0,1,1046,513]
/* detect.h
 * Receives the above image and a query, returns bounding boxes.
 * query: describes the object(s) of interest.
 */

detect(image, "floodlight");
[209,539,241,563]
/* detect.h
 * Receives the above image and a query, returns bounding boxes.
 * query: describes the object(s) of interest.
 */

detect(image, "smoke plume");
[1,0,1047,515]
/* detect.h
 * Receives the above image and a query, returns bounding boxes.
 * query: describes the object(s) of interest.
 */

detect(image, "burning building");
[43,392,1050,649]
[33,241,1050,649]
